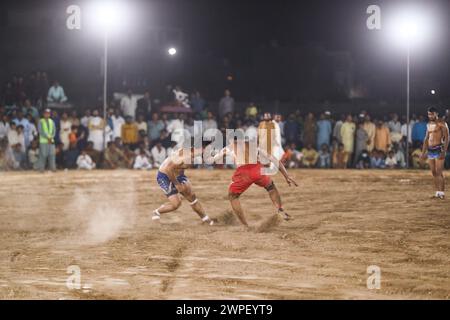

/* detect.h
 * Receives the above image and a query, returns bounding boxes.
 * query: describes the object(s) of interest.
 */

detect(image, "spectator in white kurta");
[76,149,96,170]
[59,112,72,151]
[120,89,138,120]
[80,109,92,128]
[218,89,235,118]
[133,148,153,170]
[47,81,68,103]
[151,141,167,167]
[111,108,125,139]
[0,114,10,141]
[88,109,105,151]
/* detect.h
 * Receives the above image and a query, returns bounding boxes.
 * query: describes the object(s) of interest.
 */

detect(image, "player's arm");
[441,123,449,159]
[421,128,429,159]
[165,162,186,193]
[207,146,229,164]
[259,148,298,187]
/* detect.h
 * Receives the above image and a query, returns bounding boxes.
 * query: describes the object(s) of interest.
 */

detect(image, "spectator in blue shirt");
[316,112,332,150]
[411,115,427,144]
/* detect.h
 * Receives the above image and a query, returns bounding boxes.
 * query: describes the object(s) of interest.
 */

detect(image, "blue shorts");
[157,171,188,197]
[428,145,443,159]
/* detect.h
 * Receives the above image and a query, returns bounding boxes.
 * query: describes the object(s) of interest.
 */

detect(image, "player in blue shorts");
[421,107,449,199]
[153,145,214,225]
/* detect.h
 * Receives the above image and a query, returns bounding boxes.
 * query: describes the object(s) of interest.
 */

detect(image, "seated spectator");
[77,149,96,170]
[332,143,349,169]
[85,141,102,167]
[133,148,153,170]
[356,150,371,169]
[28,140,40,170]
[47,80,68,103]
[64,144,80,169]
[104,141,130,169]
[370,150,386,169]
[385,150,397,169]
[301,143,319,168]
[392,143,406,168]
[151,141,167,167]
[121,116,139,148]
[318,144,331,168]
[411,142,429,169]
[158,129,172,149]
[55,142,65,169]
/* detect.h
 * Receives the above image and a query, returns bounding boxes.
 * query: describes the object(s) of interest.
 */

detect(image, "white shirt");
[81,116,92,128]
[120,95,138,119]
[77,154,95,169]
[8,130,25,152]
[151,146,167,166]
[133,154,152,169]
[47,85,67,102]
[0,122,10,139]
[111,115,125,139]
[401,121,415,144]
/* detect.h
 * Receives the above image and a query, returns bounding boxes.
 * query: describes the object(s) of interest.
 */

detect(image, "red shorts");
[229,164,272,194]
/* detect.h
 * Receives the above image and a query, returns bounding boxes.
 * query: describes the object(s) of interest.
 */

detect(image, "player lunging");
[153,146,214,224]
[421,107,449,199]
[211,137,297,228]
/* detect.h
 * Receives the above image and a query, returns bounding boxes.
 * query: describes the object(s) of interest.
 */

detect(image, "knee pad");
[265,182,276,192]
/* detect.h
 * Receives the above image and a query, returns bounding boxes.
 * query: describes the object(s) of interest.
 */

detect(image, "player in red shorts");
[211,137,297,228]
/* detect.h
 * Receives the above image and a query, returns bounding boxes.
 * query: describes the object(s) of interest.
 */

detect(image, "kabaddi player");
[421,107,449,199]
[152,145,214,224]
[211,137,297,228]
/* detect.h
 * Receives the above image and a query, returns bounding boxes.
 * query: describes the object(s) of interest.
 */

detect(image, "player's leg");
[180,180,213,224]
[152,194,182,220]
[435,158,445,198]
[228,191,249,227]
[429,159,439,197]
[255,172,291,221]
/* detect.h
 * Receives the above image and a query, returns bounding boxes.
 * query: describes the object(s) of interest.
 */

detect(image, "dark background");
[0,0,449,114]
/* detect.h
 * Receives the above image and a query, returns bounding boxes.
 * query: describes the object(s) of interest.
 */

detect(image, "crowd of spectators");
[1,72,449,171]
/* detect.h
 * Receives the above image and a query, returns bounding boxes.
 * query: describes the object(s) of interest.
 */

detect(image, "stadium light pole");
[92,1,124,149]
[390,10,427,169]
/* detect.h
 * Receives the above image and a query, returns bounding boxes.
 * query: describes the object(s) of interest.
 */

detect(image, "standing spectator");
[38,108,56,172]
[203,111,218,139]
[111,108,125,139]
[316,113,332,150]
[26,113,38,145]
[190,91,206,114]
[318,144,331,168]
[69,110,80,127]
[301,143,319,168]
[76,149,96,170]
[303,112,316,148]
[374,120,391,153]
[219,89,234,117]
[13,110,31,148]
[151,141,167,167]
[8,123,26,168]
[0,114,10,141]
[332,143,349,169]
[355,122,369,163]
[59,112,72,151]
[22,99,39,119]
[88,109,105,151]
[363,115,376,152]
[136,90,152,120]
[148,113,165,142]
[47,80,67,103]
[411,115,427,145]
[333,114,345,144]
[120,89,138,120]
[121,116,139,148]
[133,148,153,170]
[136,114,148,134]
[284,113,299,145]
[387,113,402,144]
[80,109,92,128]
[340,114,356,165]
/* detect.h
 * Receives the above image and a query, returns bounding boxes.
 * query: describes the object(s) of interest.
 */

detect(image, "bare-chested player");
[152,146,214,224]
[210,137,297,228]
[421,107,449,199]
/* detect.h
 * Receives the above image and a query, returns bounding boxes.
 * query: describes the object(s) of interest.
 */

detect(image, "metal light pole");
[103,30,108,150]
[406,44,410,169]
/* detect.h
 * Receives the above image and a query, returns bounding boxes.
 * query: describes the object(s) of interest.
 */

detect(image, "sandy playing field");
[0,169,449,300]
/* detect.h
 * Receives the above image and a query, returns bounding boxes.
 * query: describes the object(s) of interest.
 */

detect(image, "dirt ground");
[0,169,449,300]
